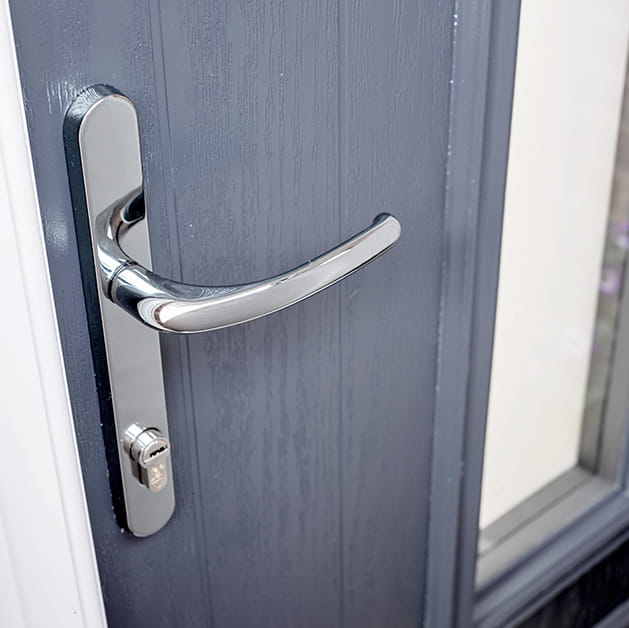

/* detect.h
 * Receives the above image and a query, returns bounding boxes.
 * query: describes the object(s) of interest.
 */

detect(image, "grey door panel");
[10,1,452,626]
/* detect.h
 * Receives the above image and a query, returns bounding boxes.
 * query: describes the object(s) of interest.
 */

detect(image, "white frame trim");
[0,2,106,626]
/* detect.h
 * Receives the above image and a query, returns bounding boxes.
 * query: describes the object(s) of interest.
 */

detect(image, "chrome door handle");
[75,88,401,334]
[64,85,400,536]
[105,204,400,333]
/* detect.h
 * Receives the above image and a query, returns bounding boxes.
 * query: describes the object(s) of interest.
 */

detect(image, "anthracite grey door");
[8,2,491,627]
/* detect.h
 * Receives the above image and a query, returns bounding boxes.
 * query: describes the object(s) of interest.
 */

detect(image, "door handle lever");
[64,85,400,536]
[105,202,400,333]
[71,85,401,334]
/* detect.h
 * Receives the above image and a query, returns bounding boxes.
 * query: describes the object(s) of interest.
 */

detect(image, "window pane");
[479,2,629,531]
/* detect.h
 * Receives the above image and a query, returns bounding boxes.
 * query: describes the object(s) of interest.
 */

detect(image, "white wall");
[480,1,629,529]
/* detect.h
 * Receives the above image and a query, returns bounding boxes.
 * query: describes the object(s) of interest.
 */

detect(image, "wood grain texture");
[517,533,629,628]
[156,2,343,625]
[339,2,451,626]
[10,0,453,626]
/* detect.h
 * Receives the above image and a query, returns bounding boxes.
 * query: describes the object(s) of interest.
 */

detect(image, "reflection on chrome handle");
[65,85,402,536]
[99,201,401,334]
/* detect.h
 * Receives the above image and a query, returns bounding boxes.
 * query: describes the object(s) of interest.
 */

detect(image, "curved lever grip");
[64,85,401,536]
[68,86,401,335]
[102,204,400,333]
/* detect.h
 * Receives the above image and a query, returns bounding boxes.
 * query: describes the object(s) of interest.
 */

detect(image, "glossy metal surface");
[80,96,400,334]
[66,86,175,537]
[79,89,400,334]
[123,424,171,493]
[66,85,400,536]
[107,210,401,333]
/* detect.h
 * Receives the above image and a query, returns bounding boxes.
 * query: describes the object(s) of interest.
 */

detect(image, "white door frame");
[0,2,106,626]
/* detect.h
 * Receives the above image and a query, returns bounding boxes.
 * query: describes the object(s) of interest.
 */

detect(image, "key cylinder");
[124,424,171,492]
